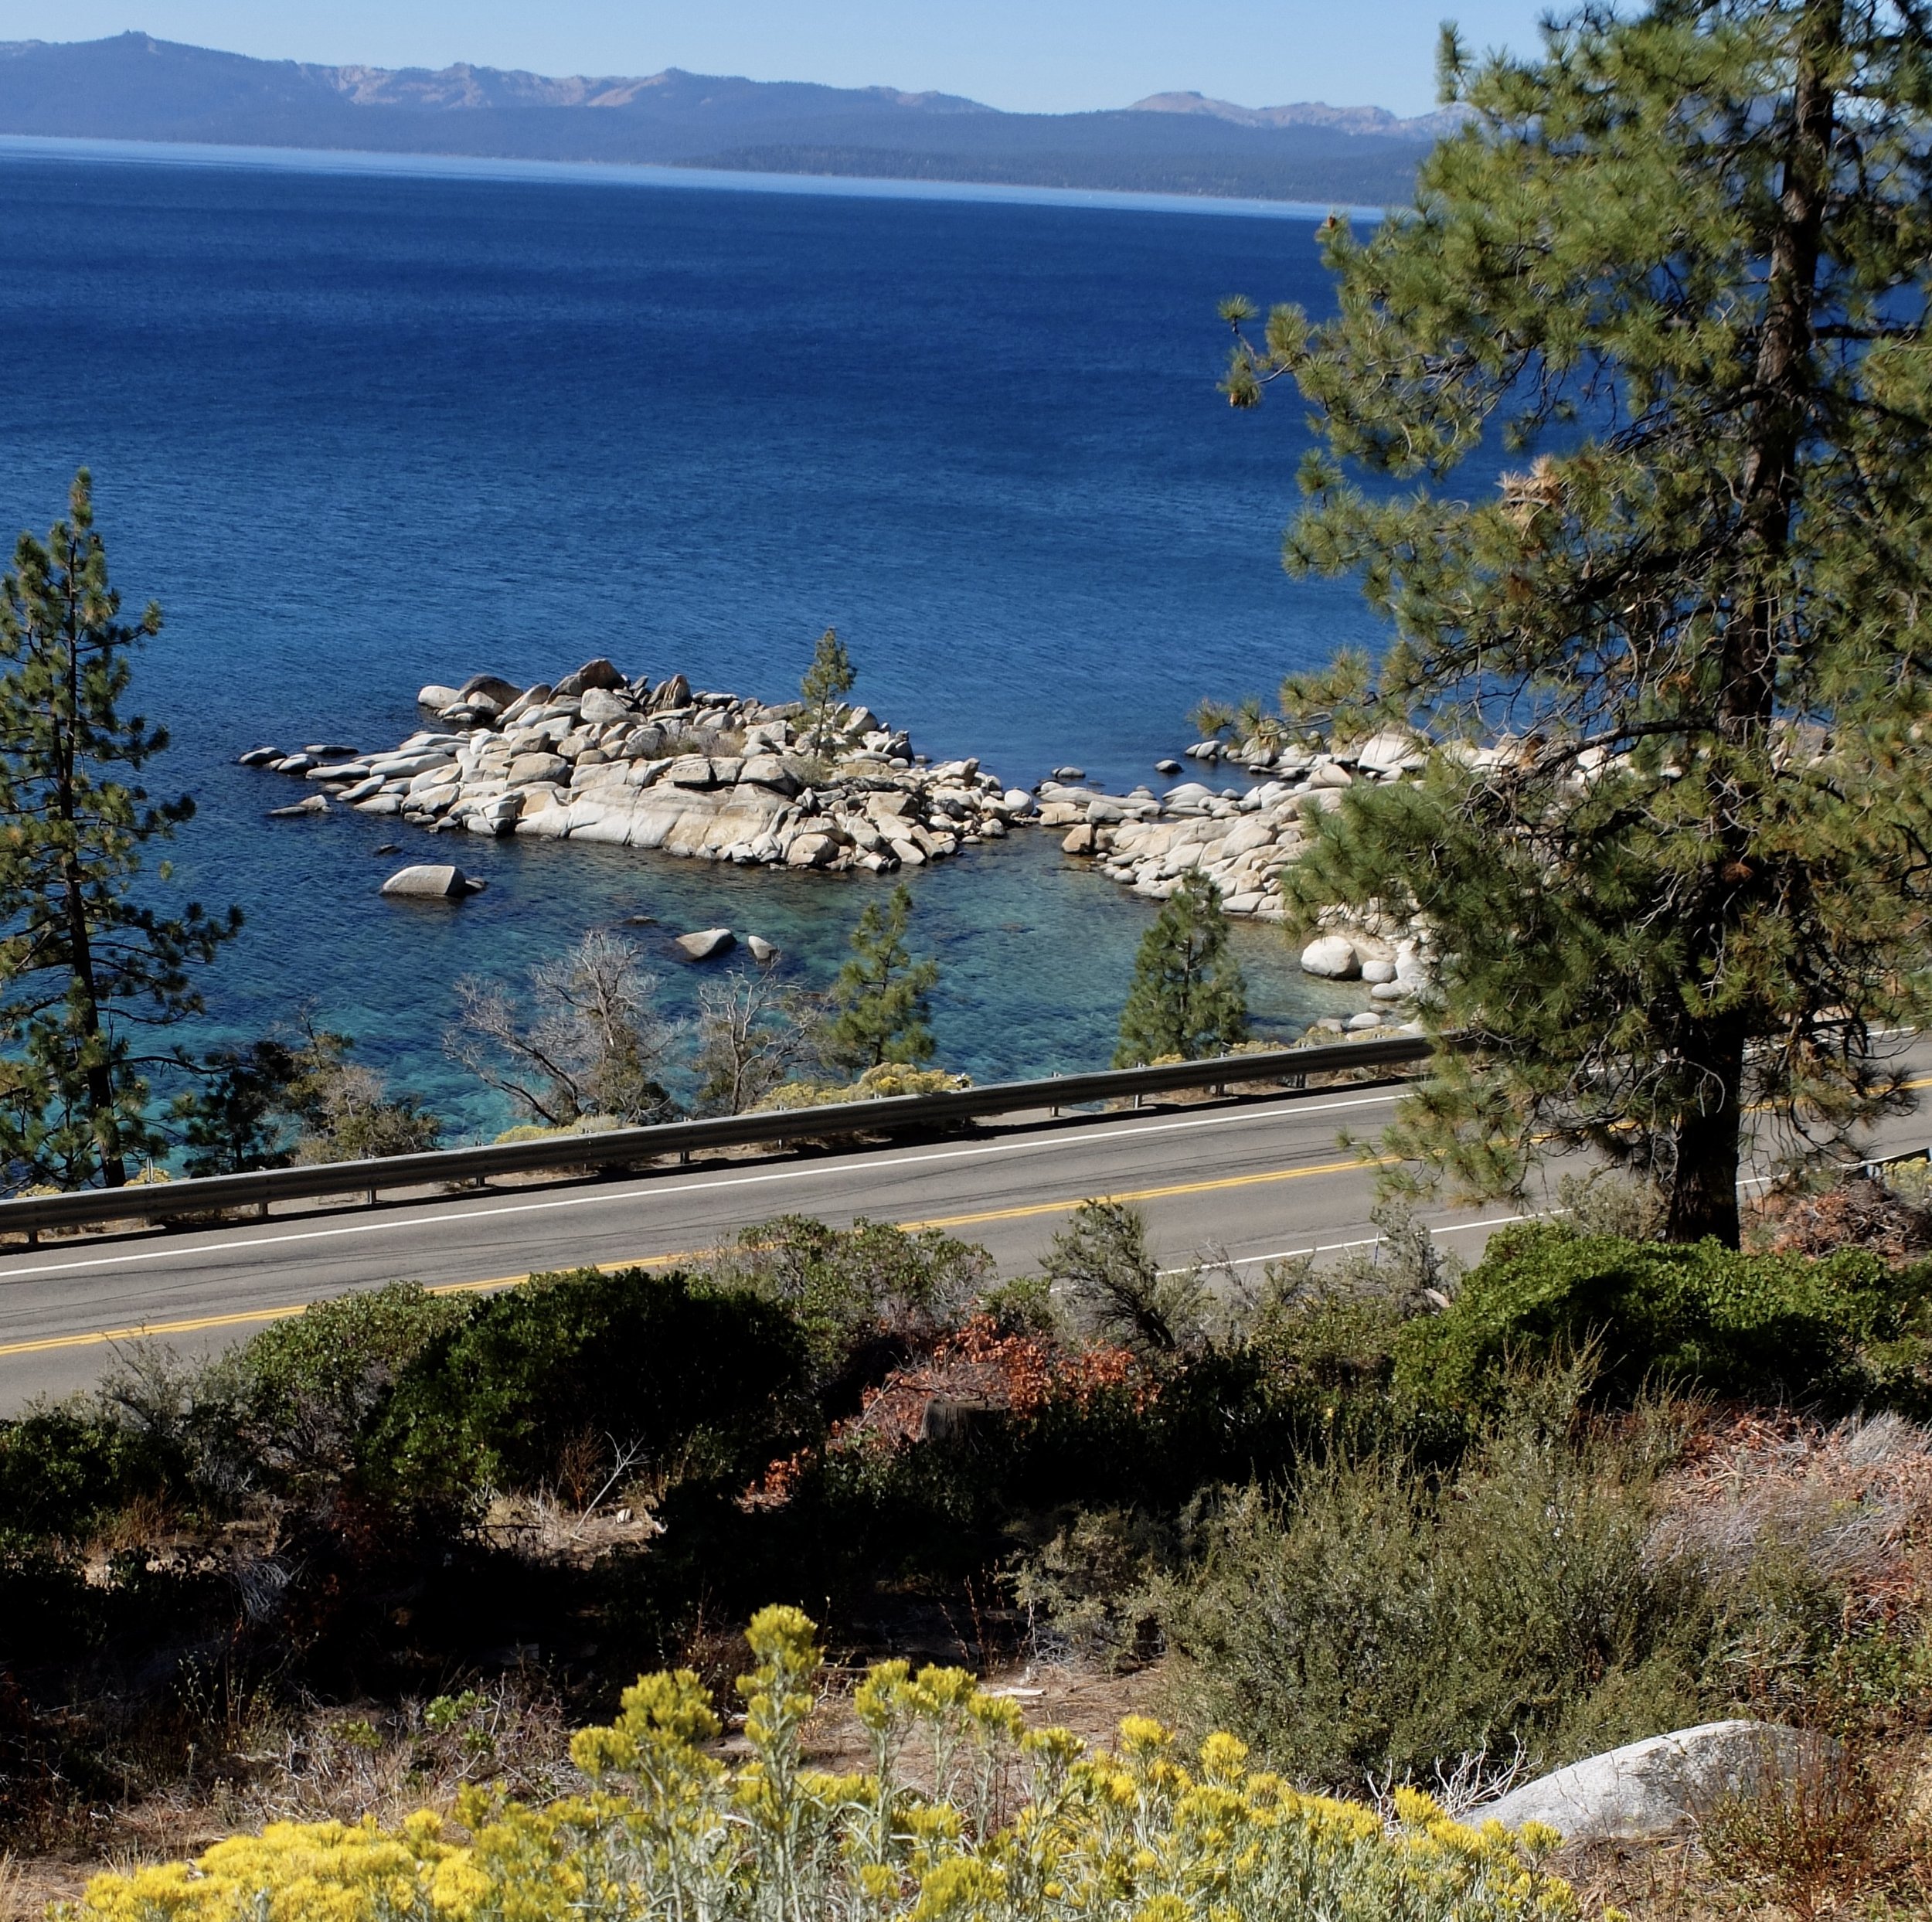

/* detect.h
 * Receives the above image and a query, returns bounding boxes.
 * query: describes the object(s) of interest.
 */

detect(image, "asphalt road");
[4,1051,1930,1413]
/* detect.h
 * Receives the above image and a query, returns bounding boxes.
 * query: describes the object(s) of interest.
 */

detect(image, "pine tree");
[1114,871,1250,1067]
[799,627,855,756]
[0,472,240,1190]
[1222,0,1932,1246]
[170,1016,440,1172]
[169,1036,301,1175]
[825,884,939,1071]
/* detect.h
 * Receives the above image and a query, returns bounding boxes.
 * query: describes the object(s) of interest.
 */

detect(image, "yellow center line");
[0,1155,1375,1361]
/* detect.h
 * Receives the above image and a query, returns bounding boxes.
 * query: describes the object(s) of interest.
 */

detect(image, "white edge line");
[1160,1213,1534,1274]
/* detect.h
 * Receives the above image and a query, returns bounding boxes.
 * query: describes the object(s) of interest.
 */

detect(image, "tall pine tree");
[825,884,939,1071]
[0,472,240,1189]
[1114,871,1250,1066]
[1223,0,1932,1244]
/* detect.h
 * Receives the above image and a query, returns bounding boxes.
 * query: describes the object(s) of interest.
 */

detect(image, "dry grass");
[1,1679,583,1918]
[1650,1410,1932,1617]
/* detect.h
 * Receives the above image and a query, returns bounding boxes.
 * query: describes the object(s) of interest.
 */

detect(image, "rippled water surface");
[0,147,1384,1139]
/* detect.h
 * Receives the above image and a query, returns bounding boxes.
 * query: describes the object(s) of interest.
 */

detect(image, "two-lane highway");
[4,1055,1929,1412]
[0,1083,1500,1408]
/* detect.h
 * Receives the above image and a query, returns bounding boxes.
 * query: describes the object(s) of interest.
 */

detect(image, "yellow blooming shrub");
[75,1606,1574,1922]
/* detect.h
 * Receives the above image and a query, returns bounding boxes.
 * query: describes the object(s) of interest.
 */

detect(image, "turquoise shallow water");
[0,145,1381,1142]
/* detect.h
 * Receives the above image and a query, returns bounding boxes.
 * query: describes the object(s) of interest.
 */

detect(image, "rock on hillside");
[1480,1720,1818,1844]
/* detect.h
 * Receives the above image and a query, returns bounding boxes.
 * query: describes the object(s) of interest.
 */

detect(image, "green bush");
[0,1406,168,1544]
[1158,1398,1717,1787]
[1395,1225,1932,1416]
[218,1282,474,1488]
[361,1267,811,1505]
[711,1215,989,1383]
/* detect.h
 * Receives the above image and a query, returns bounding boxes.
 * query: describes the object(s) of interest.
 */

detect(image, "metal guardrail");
[0,1034,1432,1244]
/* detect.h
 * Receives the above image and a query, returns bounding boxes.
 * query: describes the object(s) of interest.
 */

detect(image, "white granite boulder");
[1480,1721,1815,1845]
[459,673,522,709]
[1300,933,1361,978]
[380,863,484,900]
[675,927,736,961]
[579,685,635,725]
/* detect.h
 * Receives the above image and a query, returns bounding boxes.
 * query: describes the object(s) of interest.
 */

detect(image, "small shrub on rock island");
[74,1607,1577,1922]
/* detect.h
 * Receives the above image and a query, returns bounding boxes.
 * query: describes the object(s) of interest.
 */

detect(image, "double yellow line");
[0,1155,1370,1363]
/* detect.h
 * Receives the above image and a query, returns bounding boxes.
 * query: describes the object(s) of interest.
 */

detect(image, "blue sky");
[0,2,1549,116]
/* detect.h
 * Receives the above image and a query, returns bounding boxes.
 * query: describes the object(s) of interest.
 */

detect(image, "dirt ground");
[0,1655,1164,1920]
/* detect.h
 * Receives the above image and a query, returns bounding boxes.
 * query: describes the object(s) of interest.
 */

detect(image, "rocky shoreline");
[241,664,1435,1022]
[241,659,1035,876]
[1032,726,1437,1028]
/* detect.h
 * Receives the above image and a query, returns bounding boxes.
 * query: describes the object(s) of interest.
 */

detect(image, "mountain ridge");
[0,32,1446,202]
[1127,90,1468,139]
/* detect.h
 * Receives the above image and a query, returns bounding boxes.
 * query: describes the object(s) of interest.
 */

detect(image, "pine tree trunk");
[56,557,127,1189]
[1663,1022,1746,1245]
[1667,0,1838,1247]
[64,858,125,1189]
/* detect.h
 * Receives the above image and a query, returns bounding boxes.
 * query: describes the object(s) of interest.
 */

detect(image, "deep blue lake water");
[0,144,1388,1141]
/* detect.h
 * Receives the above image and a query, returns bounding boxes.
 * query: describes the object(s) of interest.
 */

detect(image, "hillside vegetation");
[5,1182,1932,1914]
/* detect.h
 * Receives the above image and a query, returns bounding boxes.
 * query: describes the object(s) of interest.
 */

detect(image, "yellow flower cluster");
[76,1606,1573,1922]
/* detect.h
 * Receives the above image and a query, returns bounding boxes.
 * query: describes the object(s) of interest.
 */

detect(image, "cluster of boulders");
[240,661,1037,874]
[241,665,1438,1019]
[1036,728,1439,1017]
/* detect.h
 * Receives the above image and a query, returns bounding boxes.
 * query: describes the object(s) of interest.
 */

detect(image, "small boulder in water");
[1300,934,1360,978]
[381,863,484,900]
[675,927,736,961]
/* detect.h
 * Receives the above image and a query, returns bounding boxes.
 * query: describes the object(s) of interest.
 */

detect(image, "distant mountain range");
[0,34,1458,202]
